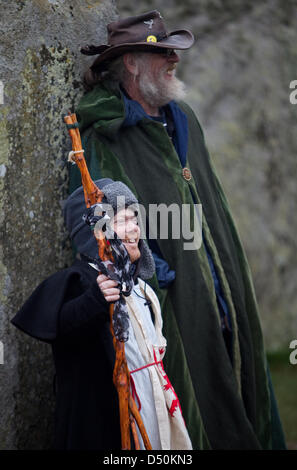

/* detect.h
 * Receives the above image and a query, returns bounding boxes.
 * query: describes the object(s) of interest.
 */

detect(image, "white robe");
[125,279,192,450]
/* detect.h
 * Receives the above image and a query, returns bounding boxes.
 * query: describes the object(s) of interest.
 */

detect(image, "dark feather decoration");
[80,44,108,56]
[83,204,133,343]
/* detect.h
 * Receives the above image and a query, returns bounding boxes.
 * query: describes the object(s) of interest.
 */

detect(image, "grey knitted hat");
[63,178,155,280]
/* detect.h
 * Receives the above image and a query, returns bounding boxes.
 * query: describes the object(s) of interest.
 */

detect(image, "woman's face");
[111,208,141,262]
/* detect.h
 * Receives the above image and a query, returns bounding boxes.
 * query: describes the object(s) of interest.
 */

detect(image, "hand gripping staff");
[64,113,152,450]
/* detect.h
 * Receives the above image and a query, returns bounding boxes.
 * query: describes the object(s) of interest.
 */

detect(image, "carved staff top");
[64,112,134,342]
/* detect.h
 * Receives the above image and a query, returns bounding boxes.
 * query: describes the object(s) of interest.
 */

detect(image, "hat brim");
[90,29,194,71]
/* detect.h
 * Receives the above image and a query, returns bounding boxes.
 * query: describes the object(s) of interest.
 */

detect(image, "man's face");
[111,208,141,263]
[136,49,186,107]
[146,49,180,82]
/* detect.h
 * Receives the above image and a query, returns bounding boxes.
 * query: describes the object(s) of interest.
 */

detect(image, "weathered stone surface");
[118,1,297,351]
[0,0,117,450]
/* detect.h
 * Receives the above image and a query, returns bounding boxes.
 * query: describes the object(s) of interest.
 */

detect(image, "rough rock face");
[0,0,117,450]
[117,1,297,351]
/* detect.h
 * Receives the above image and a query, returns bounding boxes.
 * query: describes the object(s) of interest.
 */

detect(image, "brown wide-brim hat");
[81,10,195,71]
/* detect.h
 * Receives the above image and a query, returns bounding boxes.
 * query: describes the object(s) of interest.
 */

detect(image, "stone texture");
[0,0,117,450]
[117,1,297,351]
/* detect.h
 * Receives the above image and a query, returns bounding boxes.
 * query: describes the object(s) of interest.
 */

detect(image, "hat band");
[110,31,169,47]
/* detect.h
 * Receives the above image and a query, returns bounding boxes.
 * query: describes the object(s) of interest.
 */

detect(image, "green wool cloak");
[69,81,283,450]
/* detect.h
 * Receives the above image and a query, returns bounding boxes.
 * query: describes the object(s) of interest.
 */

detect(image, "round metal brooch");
[182,167,192,181]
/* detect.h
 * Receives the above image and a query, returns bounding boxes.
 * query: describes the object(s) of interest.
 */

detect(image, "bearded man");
[69,10,286,450]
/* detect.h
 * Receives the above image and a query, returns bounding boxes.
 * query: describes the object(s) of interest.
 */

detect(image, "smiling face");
[145,48,180,80]
[111,208,141,263]
[122,50,186,113]
[137,50,186,108]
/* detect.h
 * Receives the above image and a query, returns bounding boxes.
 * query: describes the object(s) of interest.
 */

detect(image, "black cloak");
[12,259,121,450]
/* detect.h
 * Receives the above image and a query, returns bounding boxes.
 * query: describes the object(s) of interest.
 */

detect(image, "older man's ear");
[123,53,140,76]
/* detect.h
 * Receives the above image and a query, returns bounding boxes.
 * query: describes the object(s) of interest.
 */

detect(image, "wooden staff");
[64,112,152,451]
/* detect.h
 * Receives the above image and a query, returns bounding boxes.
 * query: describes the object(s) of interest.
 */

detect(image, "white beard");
[138,64,186,108]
